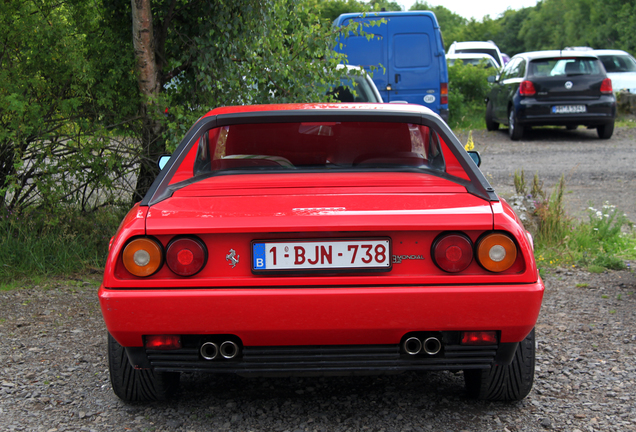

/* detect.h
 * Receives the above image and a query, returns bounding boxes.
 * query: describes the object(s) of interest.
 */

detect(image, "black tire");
[508,109,524,141]
[464,328,535,401]
[597,122,614,139]
[566,125,577,130]
[108,333,179,402]
[485,100,499,131]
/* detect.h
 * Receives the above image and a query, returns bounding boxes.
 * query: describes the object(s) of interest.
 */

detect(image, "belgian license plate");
[552,105,586,114]
[252,239,391,272]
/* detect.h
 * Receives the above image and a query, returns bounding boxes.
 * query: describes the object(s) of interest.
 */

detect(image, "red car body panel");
[99,283,543,348]
[99,103,544,380]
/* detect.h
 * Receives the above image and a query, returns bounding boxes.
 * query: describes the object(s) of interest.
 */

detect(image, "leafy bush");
[447,60,495,128]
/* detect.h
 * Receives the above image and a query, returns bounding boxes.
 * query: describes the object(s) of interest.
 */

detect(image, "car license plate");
[252,239,391,272]
[552,105,586,114]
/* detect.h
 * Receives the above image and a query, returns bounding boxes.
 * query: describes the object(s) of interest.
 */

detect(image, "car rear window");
[528,57,604,77]
[597,54,636,73]
[455,48,499,62]
[329,75,378,103]
[192,122,445,175]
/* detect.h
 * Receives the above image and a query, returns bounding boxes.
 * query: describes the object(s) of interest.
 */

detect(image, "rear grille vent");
[147,343,497,374]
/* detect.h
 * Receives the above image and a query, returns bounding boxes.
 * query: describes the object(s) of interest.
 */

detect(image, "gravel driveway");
[1,126,635,432]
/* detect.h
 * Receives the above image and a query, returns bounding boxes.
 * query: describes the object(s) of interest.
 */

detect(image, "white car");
[332,64,384,103]
[447,41,505,68]
[593,49,636,93]
[447,53,499,69]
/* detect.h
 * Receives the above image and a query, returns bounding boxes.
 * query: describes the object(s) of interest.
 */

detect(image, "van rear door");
[386,14,443,109]
[336,12,447,117]
[336,17,389,100]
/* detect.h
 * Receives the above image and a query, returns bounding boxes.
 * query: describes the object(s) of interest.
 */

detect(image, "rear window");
[529,58,604,77]
[597,54,636,73]
[193,122,445,175]
[329,75,379,103]
[455,48,499,63]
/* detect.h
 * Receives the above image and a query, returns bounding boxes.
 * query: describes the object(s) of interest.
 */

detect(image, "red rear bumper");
[100,280,544,348]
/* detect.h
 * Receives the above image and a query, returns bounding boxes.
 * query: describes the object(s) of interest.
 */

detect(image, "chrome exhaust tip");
[220,341,239,359]
[403,337,422,355]
[423,337,442,355]
[200,342,219,360]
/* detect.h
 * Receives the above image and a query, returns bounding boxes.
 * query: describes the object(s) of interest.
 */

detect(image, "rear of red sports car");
[99,103,544,402]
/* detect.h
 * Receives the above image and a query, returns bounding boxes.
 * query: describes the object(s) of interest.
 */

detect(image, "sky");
[398,0,538,21]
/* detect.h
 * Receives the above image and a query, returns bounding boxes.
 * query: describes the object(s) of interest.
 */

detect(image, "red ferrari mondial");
[99,103,544,402]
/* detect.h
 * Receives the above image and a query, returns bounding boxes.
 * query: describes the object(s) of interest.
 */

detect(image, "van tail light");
[122,237,163,277]
[432,233,473,273]
[600,78,613,94]
[441,82,448,104]
[145,335,182,350]
[166,236,208,276]
[476,232,517,272]
[519,80,536,96]
[461,331,497,346]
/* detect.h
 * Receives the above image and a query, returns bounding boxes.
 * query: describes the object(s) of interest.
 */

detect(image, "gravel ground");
[1,269,634,432]
[1,126,635,431]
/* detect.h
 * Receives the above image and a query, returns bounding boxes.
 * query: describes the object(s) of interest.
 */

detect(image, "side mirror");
[158,155,171,170]
[467,151,481,167]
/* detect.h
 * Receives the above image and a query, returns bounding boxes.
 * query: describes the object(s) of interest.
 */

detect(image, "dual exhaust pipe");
[200,341,240,360]
[403,336,442,356]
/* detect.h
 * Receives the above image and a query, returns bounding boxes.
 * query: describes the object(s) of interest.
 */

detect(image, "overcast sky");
[397,0,538,21]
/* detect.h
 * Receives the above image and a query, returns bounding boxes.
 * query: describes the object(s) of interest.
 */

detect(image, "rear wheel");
[597,122,614,139]
[485,101,499,131]
[508,109,524,140]
[108,333,180,402]
[464,328,535,401]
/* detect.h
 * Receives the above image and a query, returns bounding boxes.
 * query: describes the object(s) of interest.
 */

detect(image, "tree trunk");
[131,0,164,203]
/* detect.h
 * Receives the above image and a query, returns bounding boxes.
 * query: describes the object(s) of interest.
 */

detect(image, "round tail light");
[476,232,517,272]
[166,237,207,276]
[122,238,163,277]
[432,233,473,273]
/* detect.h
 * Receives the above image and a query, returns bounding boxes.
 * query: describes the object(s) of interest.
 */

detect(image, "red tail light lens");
[519,80,536,96]
[145,335,182,350]
[476,232,517,272]
[461,331,497,346]
[441,82,448,105]
[432,233,473,273]
[166,237,208,276]
[122,237,163,277]
[600,78,613,94]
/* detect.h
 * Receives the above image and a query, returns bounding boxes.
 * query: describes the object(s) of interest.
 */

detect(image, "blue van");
[334,11,449,122]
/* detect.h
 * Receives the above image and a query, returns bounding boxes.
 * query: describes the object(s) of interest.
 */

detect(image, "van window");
[394,34,431,68]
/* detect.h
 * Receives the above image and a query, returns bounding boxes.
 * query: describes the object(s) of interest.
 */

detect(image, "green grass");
[0,206,126,285]
[530,176,636,272]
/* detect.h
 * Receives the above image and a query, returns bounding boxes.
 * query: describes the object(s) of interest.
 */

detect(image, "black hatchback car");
[485,50,616,140]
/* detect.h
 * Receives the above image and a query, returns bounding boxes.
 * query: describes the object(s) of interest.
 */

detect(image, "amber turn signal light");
[476,233,517,272]
[122,237,163,277]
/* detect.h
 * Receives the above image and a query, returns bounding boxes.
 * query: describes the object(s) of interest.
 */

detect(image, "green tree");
[125,0,354,200]
[0,0,138,211]
[409,1,467,49]
[307,0,368,23]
